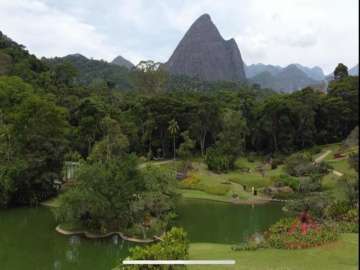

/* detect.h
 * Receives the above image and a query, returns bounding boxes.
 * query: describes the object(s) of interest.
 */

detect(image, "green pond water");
[0,199,284,270]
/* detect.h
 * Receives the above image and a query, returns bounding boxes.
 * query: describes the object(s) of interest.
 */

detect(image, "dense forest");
[0,31,358,208]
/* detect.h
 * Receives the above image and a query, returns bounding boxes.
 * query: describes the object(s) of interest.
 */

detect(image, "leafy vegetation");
[118,227,189,270]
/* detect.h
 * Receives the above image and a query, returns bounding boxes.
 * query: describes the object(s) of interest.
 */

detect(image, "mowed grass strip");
[189,233,359,270]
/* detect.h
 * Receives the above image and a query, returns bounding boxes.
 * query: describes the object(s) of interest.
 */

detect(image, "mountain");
[165,14,246,82]
[294,64,325,81]
[349,64,359,76]
[0,31,49,81]
[250,64,319,92]
[43,54,132,90]
[245,63,282,78]
[111,55,134,69]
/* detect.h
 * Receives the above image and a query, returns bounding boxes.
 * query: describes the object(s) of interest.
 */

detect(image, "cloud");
[0,0,118,61]
[0,0,358,74]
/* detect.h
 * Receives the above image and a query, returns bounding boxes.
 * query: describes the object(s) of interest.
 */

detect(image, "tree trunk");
[173,136,176,160]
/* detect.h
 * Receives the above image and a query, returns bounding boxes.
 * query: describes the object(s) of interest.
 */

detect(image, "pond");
[0,199,284,270]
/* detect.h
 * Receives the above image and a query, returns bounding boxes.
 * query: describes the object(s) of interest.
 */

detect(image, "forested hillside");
[0,31,358,208]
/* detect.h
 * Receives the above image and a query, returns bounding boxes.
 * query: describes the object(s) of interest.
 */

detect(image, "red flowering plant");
[265,210,338,249]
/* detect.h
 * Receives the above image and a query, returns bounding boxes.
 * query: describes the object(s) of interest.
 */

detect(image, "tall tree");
[334,63,348,80]
[132,60,168,95]
[168,119,179,160]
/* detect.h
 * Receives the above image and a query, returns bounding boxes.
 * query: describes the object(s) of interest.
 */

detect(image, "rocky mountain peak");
[165,14,246,82]
[111,55,134,69]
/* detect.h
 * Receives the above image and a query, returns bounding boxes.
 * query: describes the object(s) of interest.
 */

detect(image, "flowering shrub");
[178,175,200,189]
[265,214,338,249]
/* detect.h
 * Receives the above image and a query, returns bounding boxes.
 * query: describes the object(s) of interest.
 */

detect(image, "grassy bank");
[189,233,359,270]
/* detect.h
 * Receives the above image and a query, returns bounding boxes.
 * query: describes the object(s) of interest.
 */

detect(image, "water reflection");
[0,201,284,270]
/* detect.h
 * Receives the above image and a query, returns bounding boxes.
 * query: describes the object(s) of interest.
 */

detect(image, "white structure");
[64,161,80,181]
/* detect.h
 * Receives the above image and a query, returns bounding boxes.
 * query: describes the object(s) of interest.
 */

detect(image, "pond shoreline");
[55,224,163,243]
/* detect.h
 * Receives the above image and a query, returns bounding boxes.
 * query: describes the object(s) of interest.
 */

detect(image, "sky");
[0,0,358,74]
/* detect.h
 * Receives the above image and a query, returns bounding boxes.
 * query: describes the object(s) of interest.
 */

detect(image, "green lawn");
[178,189,234,203]
[189,233,359,270]
[178,160,275,203]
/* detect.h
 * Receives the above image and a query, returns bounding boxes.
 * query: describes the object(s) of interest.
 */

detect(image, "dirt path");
[315,150,332,163]
[332,170,344,177]
[314,150,344,177]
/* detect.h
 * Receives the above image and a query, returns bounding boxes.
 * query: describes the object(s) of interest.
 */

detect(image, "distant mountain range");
[3,14,357,94]
[349,64,359,76]
[111,55,134,69]
[43,54,133,90]
[245,63,325,92]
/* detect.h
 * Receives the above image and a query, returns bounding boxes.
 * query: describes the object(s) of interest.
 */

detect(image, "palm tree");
[168,119,179,160]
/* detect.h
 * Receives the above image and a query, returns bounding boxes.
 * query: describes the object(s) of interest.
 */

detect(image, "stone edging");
[55,225,163,243]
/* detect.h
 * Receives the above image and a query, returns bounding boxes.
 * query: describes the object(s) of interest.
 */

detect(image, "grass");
[136,143,358,205]
[178,189,234,203]
[178,160,274,203]
[326,159,354,173]
[41,197,62,208]
[189,233,359,270]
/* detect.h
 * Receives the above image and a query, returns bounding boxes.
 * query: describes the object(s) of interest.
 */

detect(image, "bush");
[118,227,189,270]
[265,217,338,249]
[324,201,351,221]
[298,176,322,193]
[284,153,313,176]
[285,194,332,220]
[247,152,257,163]
[348,152,359,172]
[232,233,267,251]
[271,158,283,169]
[178,175,200,189]
[205,147,235,173]
[284,152,332,178]
[325,205,359,233]
[338,173,359,206]
[272,174,300,191]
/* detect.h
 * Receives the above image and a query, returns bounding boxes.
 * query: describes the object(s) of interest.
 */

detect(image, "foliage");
[333,63,348,81]
[348,152,359,172]
[231,233,267,251]
[177,131,195,171]
[178,175,201,189]
[55,155,178,233]
[88,116,129,162]
[168,119,179,160]
[334,208,359,233]
[119,227,189,270]
[271,174,300,191]
[270,158,283,169]
[132,60,168,94]
[298,175,322,193]
[265,217,338,249]
[284,153,331,177]
[0,77,68,207]
[204,146,234,173]
[0,31,359,209]
[337,173,359,206]
[285,194,333,220]
[54,155,142,231]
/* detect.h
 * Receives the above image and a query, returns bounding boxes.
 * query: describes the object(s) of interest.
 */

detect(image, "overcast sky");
[0,0,358,74]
